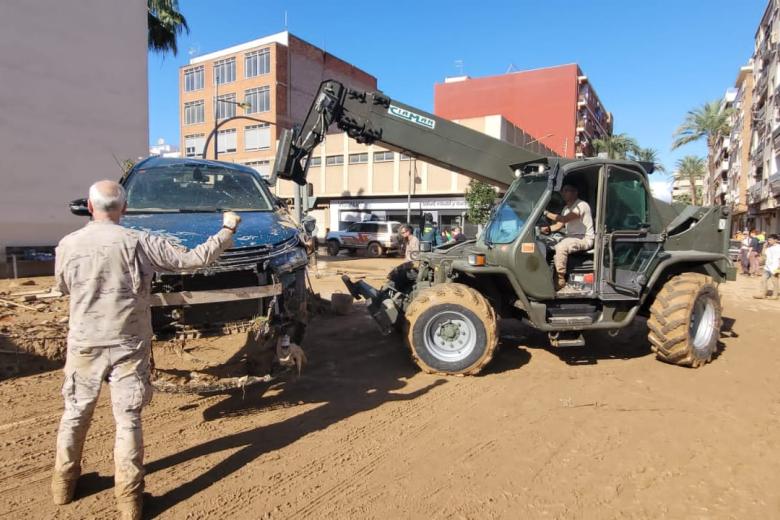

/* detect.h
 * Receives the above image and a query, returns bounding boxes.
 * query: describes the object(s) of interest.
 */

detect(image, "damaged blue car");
[70,156,313,392]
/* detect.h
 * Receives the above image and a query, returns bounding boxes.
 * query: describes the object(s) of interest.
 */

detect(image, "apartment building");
[433,64,613,158]
[747,0,780,233]
[672,176,704,204]
[302,115,555,235]
[178,31,376,177]
[706,89,738,207]
[726,65,755,232]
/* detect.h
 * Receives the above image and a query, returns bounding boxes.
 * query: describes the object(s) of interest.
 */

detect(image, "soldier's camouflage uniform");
[52,220,233,502]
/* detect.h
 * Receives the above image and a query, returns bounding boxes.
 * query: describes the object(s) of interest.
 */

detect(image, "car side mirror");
[69,198,90,216]
[419,241,433,252]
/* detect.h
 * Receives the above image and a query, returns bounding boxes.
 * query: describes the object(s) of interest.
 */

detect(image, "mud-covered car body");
[71,156,311,342]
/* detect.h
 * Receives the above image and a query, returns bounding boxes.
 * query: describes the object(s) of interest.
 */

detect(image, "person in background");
[749,229,763,276]
[452,226,467,242]
[754,233,780,299]
[400,224,420,262]
[418,213,442,247]
[740,229,752,275]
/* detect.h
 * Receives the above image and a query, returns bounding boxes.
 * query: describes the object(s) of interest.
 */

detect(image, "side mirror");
[419,241,433,253]
[69,198,90,216]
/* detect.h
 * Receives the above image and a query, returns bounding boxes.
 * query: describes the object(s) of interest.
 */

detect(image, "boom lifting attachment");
[273,80,545,190]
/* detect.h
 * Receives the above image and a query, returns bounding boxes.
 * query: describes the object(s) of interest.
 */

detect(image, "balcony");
[770,172,780,196]
[748,181,764,203]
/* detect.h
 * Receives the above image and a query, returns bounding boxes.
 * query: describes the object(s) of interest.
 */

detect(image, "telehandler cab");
[275,80,735,375]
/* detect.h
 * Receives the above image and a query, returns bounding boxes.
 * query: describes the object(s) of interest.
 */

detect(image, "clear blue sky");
[148,0,767,195]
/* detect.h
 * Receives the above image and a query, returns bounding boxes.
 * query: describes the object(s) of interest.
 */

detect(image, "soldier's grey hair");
[89,180,127,212]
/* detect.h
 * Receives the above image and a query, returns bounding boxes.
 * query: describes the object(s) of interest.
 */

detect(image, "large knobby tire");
[326,240,340,256]
[404,283,498,375]
[366,242,384,258]
[648,273,722,368]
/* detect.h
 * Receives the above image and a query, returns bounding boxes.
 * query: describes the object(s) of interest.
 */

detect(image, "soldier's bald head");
[89,180,127,212]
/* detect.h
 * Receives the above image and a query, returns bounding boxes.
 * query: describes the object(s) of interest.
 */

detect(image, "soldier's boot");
[51,474,78,505]
[117,496,142,520]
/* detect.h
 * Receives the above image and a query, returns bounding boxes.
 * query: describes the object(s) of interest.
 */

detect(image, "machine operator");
[540,182,595,292]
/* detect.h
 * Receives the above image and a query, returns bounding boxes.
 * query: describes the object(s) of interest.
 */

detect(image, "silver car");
[326,221,402,257]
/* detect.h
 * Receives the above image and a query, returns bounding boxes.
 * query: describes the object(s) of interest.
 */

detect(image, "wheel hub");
[690,295,717,353]
[423,311,478,363]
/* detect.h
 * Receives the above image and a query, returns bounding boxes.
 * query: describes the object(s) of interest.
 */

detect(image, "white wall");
[0,0,148,256]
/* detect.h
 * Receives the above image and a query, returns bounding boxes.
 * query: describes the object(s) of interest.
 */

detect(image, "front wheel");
[648,273,722,367]
[366,242,384,258]
[326,240,340,256]
[404,283,498,375]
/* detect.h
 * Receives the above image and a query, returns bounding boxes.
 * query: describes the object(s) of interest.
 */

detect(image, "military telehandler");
[274,80,735,375]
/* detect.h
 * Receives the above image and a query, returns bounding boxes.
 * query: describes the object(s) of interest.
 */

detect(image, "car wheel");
[366,242,384,258]
[326,240,340,256]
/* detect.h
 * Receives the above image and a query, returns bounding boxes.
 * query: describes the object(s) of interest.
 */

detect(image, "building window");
[245,86,270,114]
[349,152,368,164]
[245,48,270,78]
[325,155,344,166]
[373,151,394,162]
[309,157,322,167]
[400,153,412,161]
[244,123,271,151]
[245,160,271,178]
[184,66,204,92]
[184,100,205,125]
[215,93,236,120]
[214,58,236,84]
[184,134,205,157]
[217,128,237,154]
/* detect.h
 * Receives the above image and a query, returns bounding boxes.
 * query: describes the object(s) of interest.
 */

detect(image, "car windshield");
[125,164,272,212]
[485,174,548,244]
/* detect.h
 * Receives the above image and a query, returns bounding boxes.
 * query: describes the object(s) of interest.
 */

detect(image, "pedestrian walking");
[754,233,780,299]
[51,180,241,519]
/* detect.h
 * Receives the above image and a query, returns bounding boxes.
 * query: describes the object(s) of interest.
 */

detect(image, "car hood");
[122,211,299,249]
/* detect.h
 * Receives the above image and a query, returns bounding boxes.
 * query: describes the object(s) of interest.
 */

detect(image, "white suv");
[326,221,402,257]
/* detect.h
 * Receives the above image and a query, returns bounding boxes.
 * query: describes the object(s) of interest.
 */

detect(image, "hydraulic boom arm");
[273,80,544,189]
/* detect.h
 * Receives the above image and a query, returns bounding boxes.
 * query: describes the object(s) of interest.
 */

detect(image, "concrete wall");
[0,0,149,257]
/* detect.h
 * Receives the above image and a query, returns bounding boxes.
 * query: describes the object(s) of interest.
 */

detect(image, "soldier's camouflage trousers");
[53,340,153,501]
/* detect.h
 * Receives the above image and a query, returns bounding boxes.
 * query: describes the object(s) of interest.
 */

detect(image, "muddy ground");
[1,257,779,519]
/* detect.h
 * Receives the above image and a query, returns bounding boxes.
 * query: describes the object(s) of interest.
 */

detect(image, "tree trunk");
[689,174,698,206]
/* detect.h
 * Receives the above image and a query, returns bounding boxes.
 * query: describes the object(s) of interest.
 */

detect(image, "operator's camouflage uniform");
[53,220,233,502]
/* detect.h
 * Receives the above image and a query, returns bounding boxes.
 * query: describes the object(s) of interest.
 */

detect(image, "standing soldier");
[52,180,241,519]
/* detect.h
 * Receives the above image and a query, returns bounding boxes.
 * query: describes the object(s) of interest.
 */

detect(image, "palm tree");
[674,156,706,206]
[592,133,639,160]
[630,147,667,173]
[148,0,189,56]
[671,100,733,150]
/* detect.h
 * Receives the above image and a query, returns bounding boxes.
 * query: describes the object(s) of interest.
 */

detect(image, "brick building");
[433,64,613,158]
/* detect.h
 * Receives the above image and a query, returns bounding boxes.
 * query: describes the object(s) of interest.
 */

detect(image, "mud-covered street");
[1,257,779,519]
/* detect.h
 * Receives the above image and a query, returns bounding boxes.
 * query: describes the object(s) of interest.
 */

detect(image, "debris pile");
[0,280,69,377]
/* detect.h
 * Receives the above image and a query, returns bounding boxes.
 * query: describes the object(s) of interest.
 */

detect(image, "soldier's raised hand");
[222,211,241,232]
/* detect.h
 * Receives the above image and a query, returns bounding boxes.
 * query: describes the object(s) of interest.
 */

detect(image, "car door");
[599,166,665,300]
[341,222,361,247]
[357,222,379,248]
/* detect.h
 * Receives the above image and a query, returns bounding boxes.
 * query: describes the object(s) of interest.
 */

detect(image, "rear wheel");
[326,240,340,256]
[648,273,721,367]
[404,283,498,375]
[366,242,384,258]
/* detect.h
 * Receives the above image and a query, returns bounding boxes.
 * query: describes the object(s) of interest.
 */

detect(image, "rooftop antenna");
[284,10,288,29]
[506,62,517,73]
[454,59,464,76]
